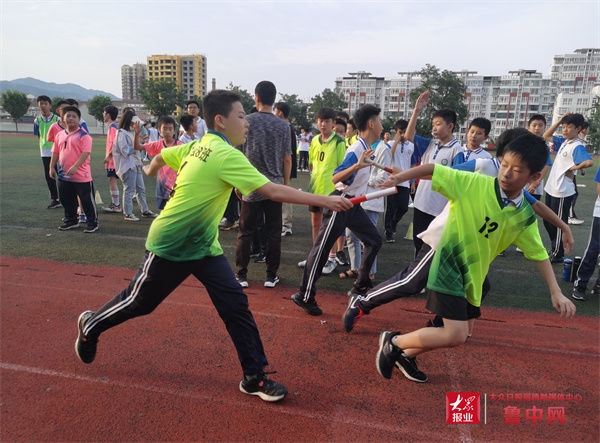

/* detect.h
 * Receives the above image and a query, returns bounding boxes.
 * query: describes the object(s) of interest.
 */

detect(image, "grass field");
[1,133,598,317]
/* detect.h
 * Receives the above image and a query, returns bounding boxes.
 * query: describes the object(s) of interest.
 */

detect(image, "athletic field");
[1,134,598,441]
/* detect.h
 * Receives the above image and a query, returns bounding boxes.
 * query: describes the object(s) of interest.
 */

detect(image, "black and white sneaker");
[385,232,395,243]
[264,276,280,288]
[47,199,62,209]
[347,280,373,297]
[83,224,99,233]
[342,295,365,333]
[395,353,428,383]
[58,220,79,230]
[376,331,402,379]
[336,250,350,266]
[75,310,98,364]
[572,287,588,301]
[291,293,322,316]
[239,372,288,402]
[236,276,249,288]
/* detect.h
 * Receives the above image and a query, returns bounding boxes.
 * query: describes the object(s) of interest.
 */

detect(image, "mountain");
[0,77,120,101]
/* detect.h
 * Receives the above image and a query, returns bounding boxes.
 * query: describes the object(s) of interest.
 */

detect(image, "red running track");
[1,256,598,441]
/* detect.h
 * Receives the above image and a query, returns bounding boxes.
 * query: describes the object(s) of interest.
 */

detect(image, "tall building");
[146,54,207,100]
[121,63,147,101]
[335,49,600,141]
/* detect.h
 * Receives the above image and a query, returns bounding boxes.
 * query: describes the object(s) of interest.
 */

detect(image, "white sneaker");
[408,202,415,208]
[236,276,248,288]
[515,246,523,253]
[568,217,584,225]
[264,276,280,288]
[322,258,337,275]
[297,259,307,268]
[281,226,292,237]
[124,213,140,221]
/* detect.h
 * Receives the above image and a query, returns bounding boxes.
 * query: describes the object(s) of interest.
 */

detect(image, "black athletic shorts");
[106,168,118,178]
[308,205,322,213]
[425,290,481,321]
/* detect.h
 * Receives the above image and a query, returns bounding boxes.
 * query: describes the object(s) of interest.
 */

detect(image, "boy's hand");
[551,292,576,318]
[357,149,375,168]
[49,168,56,179]
[414,90,430,113]
[561,226,574,255]
[66,166,78,176]
[380,171,404,188]
[325,195,353,212]
[104,155,110,165]
[133,121,142,135]
[559,112,572,123]
[527,179,541,193]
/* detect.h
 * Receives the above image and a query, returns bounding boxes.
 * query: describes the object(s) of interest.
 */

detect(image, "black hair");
[495,127,529,158]
[274,102,290,119]
[562,113,585,129]
[55,99,69,109]
[353,104,381,132]
[61,106,81,119]
[432,108,456,128]
[503,133,548,174]
[336,111,350,121]
[122,106,136,115]
[316,107,336,121]
[254,80,276,106]
[179,114,195,131]
[580,121,589,131]
[203,89,241,130]
[334,118,347,127]
[37,95,51,104]
[347,119,356,130]
[151,122,156,127]
[395,119,408,131]
[527,114,546,126]
[469,117,491,136]
[103,105,118,121]
[65,98,79,107]
[185,100,200,108]
[156,116,176,130]
[118,110,135,131]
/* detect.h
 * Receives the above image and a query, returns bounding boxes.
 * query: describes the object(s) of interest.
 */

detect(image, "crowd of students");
[32,84,597,402]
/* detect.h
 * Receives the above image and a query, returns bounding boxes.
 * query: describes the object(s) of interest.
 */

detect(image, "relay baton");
[349,187,398,205]
[366,159,393,174]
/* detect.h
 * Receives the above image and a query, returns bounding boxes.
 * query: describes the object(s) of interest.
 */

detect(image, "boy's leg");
[298,206,348,302]
[552,195,573,259]
[413,208,435,256]
[192,255,269,376]
[310,208,323,243]
[57,180,78,223]
[384,193,400,236]
[347,207,382,291]
[74,181,98,227]
[76,252,192,361]
[345,228,361,271]
[263,199,283,280]
[134,166,150,212]
[393,187,410,228]
[365,211,379,275]
[573,216,600,296]
[235,200,259,279]
[42,156,59,202]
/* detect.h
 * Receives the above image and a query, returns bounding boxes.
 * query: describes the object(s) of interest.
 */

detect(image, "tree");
[587,96,600,154]
[139,78,185,116]
[409,64,467,137]
[88,95,113,134]
[279,93,311,130]
[51,97,65,113]
[1,90,30,132]
[310,88,346,118]
[225,83,255,114]
[382,115,399,133]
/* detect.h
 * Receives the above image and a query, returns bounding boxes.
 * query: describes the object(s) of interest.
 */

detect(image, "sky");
[1,0,599,100]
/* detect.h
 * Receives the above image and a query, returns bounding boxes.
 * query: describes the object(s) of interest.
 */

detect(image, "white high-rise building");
[121,63,147,101]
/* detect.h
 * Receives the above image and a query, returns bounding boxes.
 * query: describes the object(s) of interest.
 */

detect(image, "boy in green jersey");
[34,95,60,208]
[74,90,352,402]
[375,133,576,383]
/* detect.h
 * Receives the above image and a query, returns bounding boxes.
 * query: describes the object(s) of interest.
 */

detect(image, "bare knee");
[443,319,470,347]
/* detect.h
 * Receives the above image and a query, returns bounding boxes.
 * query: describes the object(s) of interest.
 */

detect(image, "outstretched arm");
[534,259,576,318]
[143,154,166,177]
[257,182,353,212]
[404,91,430,143]
[380,163,436,188]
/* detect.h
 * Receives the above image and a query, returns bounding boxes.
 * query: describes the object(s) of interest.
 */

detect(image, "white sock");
[111,191,119,206]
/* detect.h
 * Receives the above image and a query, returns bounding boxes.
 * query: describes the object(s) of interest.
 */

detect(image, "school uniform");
[384,140,414,236]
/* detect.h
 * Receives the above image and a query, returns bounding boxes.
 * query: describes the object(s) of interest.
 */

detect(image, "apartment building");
[146,54,207,100]
[121,63,147,101]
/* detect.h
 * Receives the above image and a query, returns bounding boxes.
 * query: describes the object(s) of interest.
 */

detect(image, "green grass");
[1,134,598,316]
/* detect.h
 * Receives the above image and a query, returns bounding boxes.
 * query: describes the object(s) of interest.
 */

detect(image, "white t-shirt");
[179,116,208,140]
[391,140,415,188]
[545,137,591,198]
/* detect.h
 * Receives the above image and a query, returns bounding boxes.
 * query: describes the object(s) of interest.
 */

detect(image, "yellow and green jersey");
[427,165,548,307]
[145,131,269,261]
[345,134,358,147]
[307,132,346,195]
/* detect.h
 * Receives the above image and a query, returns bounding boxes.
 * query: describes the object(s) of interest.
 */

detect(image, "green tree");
[87,95,113,134]
[310,88,346,118]
[382,115,399,133]
[587,96,600,154]
[409,64,467,137]
[51,97,65,113]
[1,90,30,132]
[279,93,311,130]
[139,78,185,116]
[226,83,255,114]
